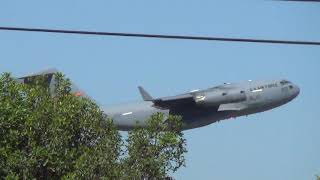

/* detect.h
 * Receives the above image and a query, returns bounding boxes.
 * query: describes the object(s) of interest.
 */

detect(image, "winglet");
[138,86,153,101]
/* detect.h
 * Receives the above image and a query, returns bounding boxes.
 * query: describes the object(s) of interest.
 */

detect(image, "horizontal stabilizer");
[218,103,247,111]
[138,86,153,101]
[16,68,91,100]
[19,68,59,78]
[17,68,59,86]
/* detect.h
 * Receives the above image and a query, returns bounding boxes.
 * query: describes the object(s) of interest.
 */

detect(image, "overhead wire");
[0,26,319,46]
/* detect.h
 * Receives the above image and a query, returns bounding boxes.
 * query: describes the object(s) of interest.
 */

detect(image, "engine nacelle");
[194,90,246,107]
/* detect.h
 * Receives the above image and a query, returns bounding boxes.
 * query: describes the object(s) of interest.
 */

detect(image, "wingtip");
[138,86,153,101]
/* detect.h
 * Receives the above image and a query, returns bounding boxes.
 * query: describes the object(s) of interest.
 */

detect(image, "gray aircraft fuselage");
[103,80,300,131]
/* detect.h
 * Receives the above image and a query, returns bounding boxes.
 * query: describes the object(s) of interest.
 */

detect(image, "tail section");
[17,68,57,86]
[17,68,89,99]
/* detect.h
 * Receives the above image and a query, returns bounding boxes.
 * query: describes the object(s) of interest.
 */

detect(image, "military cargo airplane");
[17,69,300,131]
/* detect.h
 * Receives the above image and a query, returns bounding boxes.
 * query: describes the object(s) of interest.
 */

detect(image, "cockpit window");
[280,80,291,86]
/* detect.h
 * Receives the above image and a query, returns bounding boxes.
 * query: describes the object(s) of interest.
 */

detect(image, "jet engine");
[194,90,246,107]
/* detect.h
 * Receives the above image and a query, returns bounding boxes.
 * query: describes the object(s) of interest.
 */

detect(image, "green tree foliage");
[0,73,187,179]
[0,73,122,179]
[123,113,187,179]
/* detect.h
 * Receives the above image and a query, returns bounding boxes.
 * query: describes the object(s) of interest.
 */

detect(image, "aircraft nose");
[295,85,300,96]
[292,84,300,98]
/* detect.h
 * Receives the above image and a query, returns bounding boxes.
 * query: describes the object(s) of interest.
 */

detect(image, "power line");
[0,26,320,46]
[275,0,320,2]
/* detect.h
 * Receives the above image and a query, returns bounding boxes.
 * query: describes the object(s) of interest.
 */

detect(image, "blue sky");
[0,1,319,179]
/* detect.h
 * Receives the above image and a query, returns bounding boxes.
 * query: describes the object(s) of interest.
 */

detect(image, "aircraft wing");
[153,94,196,109]
[138,86,247,111]
[138,86,196,109]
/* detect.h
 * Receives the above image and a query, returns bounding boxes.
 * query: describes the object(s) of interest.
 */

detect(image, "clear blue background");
[0,1,319,179]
